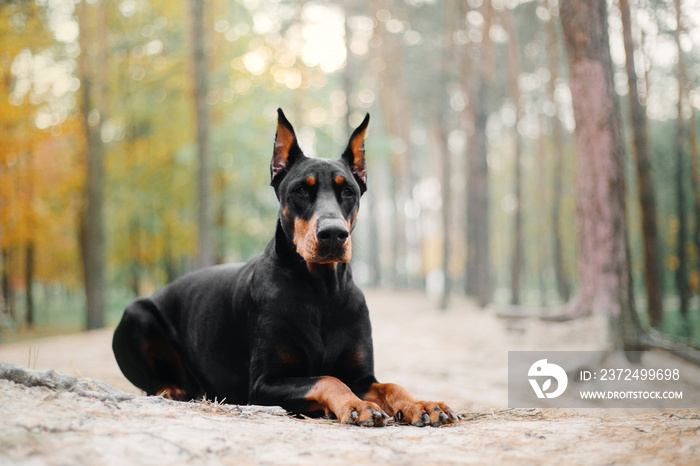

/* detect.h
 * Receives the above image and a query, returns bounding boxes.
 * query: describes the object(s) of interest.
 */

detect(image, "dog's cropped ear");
[271,108,302,186]
[341,113,369,194]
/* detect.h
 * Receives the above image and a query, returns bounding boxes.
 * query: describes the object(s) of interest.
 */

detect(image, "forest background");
[1,0,700,348]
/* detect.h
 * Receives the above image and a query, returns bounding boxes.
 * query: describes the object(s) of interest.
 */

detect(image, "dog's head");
[270,109,368,265]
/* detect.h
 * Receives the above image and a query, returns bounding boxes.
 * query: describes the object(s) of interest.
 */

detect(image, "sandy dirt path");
[1,289,699,464]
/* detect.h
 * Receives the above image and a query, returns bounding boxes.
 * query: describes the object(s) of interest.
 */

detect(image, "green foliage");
[1,0,700,344]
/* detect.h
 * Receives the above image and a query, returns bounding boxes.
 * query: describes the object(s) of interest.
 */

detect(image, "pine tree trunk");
[673,0,690,331]
[25,244,33,327]
[438,0,457,309]
[619,0,664,328]
[438,123,451,310]
[559,0,644,349]
[24,147,35,327]
[0,249,13,320]
[546,14,571,302]
[77,0,106,330]
[375,1,412,286]
[503,8,524,305]
[465,1,493,307]
[187,0,212,269]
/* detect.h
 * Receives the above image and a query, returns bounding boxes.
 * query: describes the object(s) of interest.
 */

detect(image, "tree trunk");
[619,0,664,328]
[0,159,5,318]
[1,249,13,320]
[25,243,34,327]
[129,218,140,296]
[672,0,690,333]
[536,127,549,306]
[214,171,226,265]
[187,0,212,269]
[558,0,644,349]
[545,12,571,302]
[23,146,35,327]
[375,0,412,286]
[465,1,493,307]
[438,0,458,309]
[503,7,524,305]
[77,0,106,330]
[438,123,451,310]
[367,186,382,287]
[670,0,700,312]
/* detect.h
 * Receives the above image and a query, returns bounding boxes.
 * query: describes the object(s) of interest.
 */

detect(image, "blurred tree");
[465,0,493,307]
[374,0,413,285]
[438,0,457,310]
[0,0,62,325]
[672,0,690,335]
[619,0,664,328]
[23,147,34,326]
[503,6,524,306]
[77,0,108,330]
[4,0,700,345]
[545,1,570,302]
[558,0,644,348]
[187,0,213,269]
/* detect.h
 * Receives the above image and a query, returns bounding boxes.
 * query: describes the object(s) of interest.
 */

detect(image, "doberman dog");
[112,109,458,427]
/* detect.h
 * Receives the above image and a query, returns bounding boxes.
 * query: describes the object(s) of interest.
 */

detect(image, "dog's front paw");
[337,401,390,427]
[155,386,187,401]
[394,400,459,427]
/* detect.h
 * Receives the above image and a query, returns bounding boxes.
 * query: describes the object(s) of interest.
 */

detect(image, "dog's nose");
[317,219,349,248]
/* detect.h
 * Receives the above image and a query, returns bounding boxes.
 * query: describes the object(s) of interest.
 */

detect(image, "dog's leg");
[305,376,390,426]
[113,298,191,400]
[362,383,459,426]
[250,374,389,427]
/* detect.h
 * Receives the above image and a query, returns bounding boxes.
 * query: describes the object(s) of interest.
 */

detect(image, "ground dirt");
[1,289,699,465]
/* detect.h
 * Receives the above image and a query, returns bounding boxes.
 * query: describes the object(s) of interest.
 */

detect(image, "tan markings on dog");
[293,214,353,264]
[349,347,364,367]
[293,214,320,261]
[349,125,368,182]
[154,386,187,401]
[343,236,352,261]
[306,262,336,275]
[306,376,388,425]
[272,122,296,176]
[339,220,353,262]
[306,175,316,186]
[362,383,456,425]
[277,347,298,364]
[283,206,289,220]
[304,376,357,415]
[362,383,416,418]
[334,175,345,185]
[140,339,187,383]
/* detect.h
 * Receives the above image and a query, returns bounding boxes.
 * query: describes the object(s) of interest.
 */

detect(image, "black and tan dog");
[112,109,458,427]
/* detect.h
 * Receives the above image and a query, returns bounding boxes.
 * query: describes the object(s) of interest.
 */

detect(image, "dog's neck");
[271,221,349,294]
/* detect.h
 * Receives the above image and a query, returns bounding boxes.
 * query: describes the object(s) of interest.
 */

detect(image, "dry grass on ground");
[1,289,699,464]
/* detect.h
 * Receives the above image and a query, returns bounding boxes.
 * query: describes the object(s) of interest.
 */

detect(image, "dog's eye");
[341,187,355,198]
[293,185,308,196]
